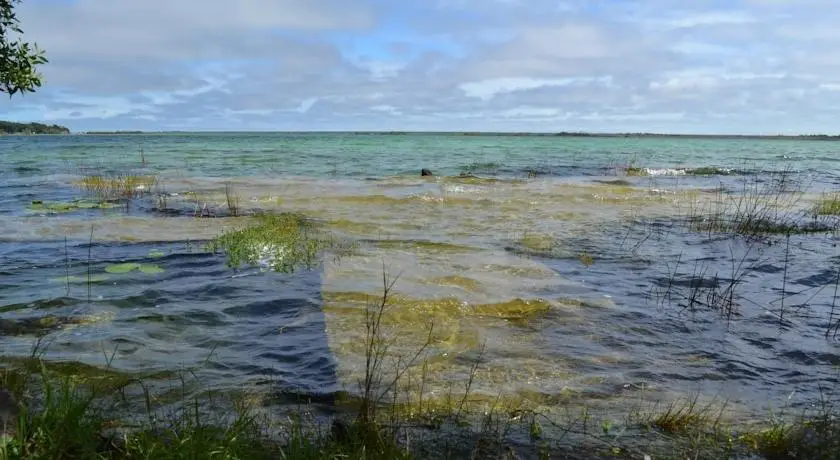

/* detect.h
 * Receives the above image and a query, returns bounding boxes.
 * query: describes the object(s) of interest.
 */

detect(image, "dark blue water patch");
[795,268,840,288]
[0,238,341,400]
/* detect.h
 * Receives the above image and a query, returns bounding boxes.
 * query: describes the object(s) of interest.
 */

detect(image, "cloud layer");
[3,0,839,133]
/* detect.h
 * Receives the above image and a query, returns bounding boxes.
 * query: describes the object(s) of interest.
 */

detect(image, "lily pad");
[105,263,140,274]
[75,200,100,209]
[28,199,122,213]
[29,201,75,213]
[138,264,164,274]
[148,250,166,258]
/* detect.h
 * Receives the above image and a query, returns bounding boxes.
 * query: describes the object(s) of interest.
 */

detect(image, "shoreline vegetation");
[77,130,840,140]
[0,121,69,135]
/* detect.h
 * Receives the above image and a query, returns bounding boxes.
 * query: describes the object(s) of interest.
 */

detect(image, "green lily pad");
[75,201,99,209]
[28,199,121,213]
[29,201,74,213]
[138,264,164,274]
[148,250,166,258]
[105,263,140,274]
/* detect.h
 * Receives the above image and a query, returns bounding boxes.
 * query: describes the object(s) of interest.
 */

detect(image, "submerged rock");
[421,168,434,176]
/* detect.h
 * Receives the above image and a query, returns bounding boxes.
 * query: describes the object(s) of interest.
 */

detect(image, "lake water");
[1,132,840,426]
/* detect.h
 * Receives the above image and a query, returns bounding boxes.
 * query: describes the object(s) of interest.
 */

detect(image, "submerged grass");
[74,172,158,202]
[813,192,840,216]
[207,212,354,273]
[681,166,840,239]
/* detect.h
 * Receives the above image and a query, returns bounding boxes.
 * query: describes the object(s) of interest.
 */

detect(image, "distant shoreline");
[72,130,840,141]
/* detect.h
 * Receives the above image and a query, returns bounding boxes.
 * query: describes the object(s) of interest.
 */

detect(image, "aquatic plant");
[104,263,164,275]
[207,213,338,273]
[74,170,157,202]
[683,166,838,239]
[813,192,840,216]
[224,182,240,217]
[28,199,120,214]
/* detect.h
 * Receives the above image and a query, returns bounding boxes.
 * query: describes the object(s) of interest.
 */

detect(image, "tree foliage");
[1,0,47,97]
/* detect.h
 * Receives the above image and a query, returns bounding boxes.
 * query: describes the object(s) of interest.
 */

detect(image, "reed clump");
[74,170,158,202]
[813,192,840,216]
[683,167,839,239]
[206,212,344,273]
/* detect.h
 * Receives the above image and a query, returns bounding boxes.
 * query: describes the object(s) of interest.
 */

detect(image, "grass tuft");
[813,192,840,216]
[683,166,839,239]
[206,212,341,273]
[74,168,158,202]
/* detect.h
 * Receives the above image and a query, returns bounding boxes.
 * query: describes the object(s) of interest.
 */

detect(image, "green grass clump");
[813,192,840,216]
[0,361,411,460]
[207,213,337,273]
[647,397,716,435]
[624,166,648,177]
[74,172,157,201]
[684,169,840,239]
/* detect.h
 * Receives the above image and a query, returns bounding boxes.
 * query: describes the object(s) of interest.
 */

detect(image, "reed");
[813,192,840,216]
[74,167,157,202]
[224,182,240,217]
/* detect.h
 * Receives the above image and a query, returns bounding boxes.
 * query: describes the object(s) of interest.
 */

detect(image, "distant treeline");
[350,131,840,140]
[84,131,145,135]
[0,120,70,135]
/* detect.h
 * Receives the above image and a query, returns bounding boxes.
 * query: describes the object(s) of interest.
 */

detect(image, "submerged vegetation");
[678,167,840,239]
[74,171,158,202]
[813,192,840,216]
[28,199,121,214]
[206,212,347,273]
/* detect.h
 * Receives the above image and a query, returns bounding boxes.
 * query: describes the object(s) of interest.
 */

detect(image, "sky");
[2,0,839,134]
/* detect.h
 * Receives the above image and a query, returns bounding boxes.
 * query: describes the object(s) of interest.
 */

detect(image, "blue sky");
[3,0,840,134]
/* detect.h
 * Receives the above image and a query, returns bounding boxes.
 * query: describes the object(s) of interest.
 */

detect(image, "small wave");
[644,168,688,176]
[640,167,742,176]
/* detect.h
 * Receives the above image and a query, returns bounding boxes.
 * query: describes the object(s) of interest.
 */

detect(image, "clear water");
[1,132,840,423]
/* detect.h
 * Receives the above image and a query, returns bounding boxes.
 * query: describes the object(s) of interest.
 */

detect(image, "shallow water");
[2,133,840,426]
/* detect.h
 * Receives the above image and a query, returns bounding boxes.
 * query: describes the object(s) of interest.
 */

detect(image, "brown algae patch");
[326,219,383,236]
[518,232,557,254]
[0,313,115,336]
[429,275,483,292]
[470,298,553,320]
[371,239,481,254]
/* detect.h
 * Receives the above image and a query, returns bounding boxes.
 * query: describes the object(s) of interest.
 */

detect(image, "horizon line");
[71,129,840,138]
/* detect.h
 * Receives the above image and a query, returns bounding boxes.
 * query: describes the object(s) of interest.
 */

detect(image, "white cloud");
[665,11,756,29]
[459,77,611,100]
[5,0,840,133]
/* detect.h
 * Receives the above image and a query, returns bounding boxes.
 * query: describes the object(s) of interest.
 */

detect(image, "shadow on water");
[0,237,341,412]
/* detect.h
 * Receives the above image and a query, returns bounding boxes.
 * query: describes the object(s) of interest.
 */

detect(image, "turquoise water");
[1,132,840,426]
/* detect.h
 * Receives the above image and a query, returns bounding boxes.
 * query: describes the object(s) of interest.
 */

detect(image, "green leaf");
[138,264,164,274]
[148,250,166,258]
[105,263,139,274]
